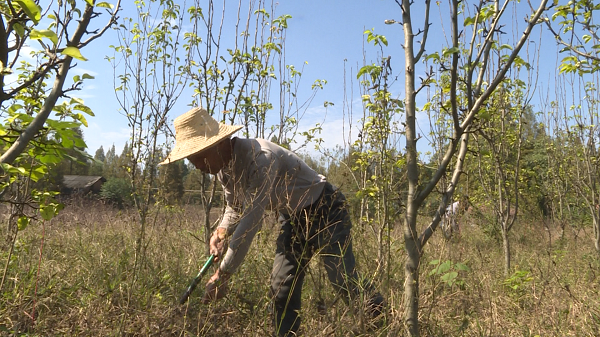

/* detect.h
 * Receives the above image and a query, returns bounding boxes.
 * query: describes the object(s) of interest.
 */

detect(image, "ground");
[1,200,599,336]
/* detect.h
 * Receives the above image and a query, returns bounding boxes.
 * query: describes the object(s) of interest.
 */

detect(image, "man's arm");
[219,156,276,273]
[203,152,277,303]
[209,180,240,262]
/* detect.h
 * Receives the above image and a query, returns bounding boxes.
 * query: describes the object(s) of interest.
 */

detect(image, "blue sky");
[75,0,560,159]
[78,0,408,157]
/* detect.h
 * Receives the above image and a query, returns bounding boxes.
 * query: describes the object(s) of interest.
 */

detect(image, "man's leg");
[313,183,385,317]
[271,214,311,337]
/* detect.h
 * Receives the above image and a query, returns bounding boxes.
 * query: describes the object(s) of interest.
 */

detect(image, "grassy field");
[1,200,599,336]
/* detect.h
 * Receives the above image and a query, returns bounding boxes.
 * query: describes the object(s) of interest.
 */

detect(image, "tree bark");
[502,225,511,276]
[401,0,421,334]
[594,216,600,252]
[403,211,421,336]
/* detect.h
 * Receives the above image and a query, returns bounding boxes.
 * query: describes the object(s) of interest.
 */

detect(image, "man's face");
[187,144,224,174]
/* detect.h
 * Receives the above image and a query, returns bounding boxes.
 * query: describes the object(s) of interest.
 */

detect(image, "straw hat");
[160,107,242,165]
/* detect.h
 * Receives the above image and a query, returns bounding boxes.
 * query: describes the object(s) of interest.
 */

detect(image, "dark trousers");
[270,182,365,337]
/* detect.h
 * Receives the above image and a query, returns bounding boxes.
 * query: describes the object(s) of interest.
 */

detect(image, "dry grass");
[419,213,600,337]
[1,200,599,336]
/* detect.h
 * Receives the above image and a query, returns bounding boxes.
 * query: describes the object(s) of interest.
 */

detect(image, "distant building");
[61,175,106,196]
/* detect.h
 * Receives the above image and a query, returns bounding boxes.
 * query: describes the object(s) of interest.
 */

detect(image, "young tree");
[540,77,592,241]
[0,0,121,292]
[355,44,405,275]
[1,1,120,164]
[393,1,549,335]
[105,1,193,331]
[554,74,600,251]
[473,83,530,276]
[108,3,192,328]
[546,0,600,251]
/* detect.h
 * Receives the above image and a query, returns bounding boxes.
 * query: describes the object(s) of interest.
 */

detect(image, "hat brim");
[159,124,242,165]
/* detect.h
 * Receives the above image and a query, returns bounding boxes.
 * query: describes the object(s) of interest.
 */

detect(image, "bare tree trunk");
[200,174,217,255]
[558,194,566,240]
[594,216,600,252]
[502,225,511,276]
[403,209,421,336]
[402,0,421,333]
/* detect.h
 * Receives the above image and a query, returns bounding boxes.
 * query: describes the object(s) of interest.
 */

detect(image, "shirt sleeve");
[219,152,277,274]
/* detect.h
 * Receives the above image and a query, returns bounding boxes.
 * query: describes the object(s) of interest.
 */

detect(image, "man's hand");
[209,227,228,262]
[202,269,231,304]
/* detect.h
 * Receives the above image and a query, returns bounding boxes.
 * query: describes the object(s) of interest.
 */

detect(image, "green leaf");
[583,34,591,44]
[62,136,74,148]
[85,0,94,6]
[357,65,371,79]
[30,29,58,46]
[8,104,23,114]
[76,113,88,127]
[380,35,388,46]
[254,8,269,18]
[441,271,458,283]
[17,216,30,231]
[73,137,87,149]
[74,104,94,116]
[40,205,56,221]
[0,163,26,175]
[96,2,115,9]
[438,261,452,273]
[426,52,440,62]
[29,166,47,182]
[455,262,471,272]
[443,47,459,58]
[61,46,88,61]
[38,154,62,164]
[13,0,41,24]
[13,23,25,37]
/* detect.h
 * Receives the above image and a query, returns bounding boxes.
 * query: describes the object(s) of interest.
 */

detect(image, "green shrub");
[100,178,133,208]
[428,259,471,288]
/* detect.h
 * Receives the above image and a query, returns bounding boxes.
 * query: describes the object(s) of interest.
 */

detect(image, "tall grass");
[1,200,599,336]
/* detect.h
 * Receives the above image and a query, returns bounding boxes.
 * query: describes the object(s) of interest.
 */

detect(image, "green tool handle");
[179,254,215,305]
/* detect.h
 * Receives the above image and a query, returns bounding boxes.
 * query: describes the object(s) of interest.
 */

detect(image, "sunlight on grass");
[1,200,599,336]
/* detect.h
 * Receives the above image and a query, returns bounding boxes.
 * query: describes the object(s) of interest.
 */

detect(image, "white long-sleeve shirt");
[216,138,327,273]
[446,201,460,216]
